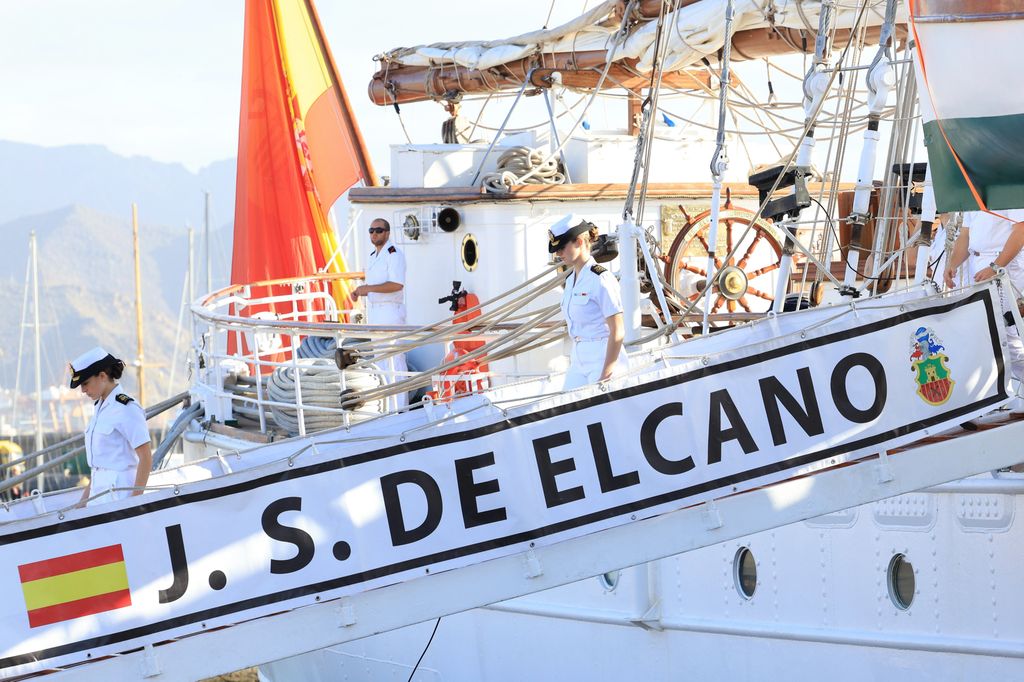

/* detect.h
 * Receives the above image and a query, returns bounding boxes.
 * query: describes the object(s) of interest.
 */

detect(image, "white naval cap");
[70,347,117,388]
[547,214,596,253]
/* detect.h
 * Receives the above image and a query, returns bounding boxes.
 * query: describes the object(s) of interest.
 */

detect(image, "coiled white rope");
[296,335,337,359]
[266,359,382,435]
[481,146,567,193]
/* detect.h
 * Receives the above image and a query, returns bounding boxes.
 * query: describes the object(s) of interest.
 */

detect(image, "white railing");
[190,272,563,438]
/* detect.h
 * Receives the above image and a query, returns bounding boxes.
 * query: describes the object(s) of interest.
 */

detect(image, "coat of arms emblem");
[910,326,954,405]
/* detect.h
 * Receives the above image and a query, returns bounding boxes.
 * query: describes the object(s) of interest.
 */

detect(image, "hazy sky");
[0,1,576,173]
[0,1,913,186]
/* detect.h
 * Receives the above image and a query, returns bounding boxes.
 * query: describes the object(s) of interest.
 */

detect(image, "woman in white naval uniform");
[70,347,152,507]
[945,208,1024,406]
[549,214,629,390]
[351,218,408,407]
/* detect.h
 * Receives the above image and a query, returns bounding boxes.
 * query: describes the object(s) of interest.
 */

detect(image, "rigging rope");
[321,266,567,408]
[470,1,634,189]
[628,0,877,348]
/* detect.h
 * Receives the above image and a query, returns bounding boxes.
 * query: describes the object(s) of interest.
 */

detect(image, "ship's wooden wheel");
[663,199,785,316]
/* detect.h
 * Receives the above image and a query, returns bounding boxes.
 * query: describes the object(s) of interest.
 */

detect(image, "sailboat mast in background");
[30,231,43,488]
[204,191,212,295]
[131,203,147,407]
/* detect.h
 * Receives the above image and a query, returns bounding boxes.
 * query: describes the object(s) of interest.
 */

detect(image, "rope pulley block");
[334,338,369,371]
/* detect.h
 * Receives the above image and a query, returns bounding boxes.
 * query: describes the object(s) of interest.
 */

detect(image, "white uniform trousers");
[86,466,137,508]
[968,251,1024,384]
[367,302,409,409]
[562,337,629,391]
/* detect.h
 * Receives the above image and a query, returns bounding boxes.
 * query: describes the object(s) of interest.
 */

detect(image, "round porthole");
[598,570,620,591]
[461,233,479,272]
[887,553,915,610]
[733,547,757,599]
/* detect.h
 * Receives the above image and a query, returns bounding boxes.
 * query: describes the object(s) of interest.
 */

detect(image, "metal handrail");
[191,269,565,339]
[0,391,189,474]
[0,392,189,495]
[0,432,82,475]
[0,446,86,497]
[189,264,570,435]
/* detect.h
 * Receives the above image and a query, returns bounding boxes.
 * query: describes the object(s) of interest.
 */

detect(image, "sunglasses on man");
[368,227,389,234]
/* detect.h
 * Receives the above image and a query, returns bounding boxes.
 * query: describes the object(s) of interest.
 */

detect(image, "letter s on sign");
[261,497,315,574]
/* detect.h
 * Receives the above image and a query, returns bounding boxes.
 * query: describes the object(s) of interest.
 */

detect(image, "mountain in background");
[0,141,236,420]
[0,140,236,228]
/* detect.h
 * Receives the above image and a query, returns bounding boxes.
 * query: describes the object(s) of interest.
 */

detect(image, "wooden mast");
[203,192,212,295]
[131,203,146,407]
[30,231,43,492]
[368,26,902,107]
[627,92,643,136]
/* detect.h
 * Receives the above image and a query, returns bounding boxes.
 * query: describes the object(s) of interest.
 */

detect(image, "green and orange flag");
[19,545,131,628]
[911,1,1024,212]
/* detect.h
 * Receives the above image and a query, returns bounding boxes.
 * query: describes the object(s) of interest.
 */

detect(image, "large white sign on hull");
[0,284,1011,677]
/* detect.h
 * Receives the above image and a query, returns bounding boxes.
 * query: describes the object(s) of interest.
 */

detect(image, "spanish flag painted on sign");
[19,545,131,628]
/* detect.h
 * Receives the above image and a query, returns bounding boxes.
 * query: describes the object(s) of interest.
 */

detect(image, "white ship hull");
[263,474,1024,681]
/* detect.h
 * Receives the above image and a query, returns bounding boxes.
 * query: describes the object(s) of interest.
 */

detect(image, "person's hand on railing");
[74,482,90,509]
[943,265,957,289]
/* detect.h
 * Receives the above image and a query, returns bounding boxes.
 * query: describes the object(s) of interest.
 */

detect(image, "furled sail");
[369,0,906,106]
[911,0,1024,212]
[232,0,375,304]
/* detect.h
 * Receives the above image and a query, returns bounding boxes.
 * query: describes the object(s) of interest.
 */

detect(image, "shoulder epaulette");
[388,245,397,254]
[590,264,607,275]
[115,394,134,405]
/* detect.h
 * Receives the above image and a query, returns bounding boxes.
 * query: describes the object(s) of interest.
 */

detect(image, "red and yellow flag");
[19,545,131,628]
[231,0,375,309]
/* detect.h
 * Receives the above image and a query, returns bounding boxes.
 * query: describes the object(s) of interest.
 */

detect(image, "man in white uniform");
[945,208,1024,404]
[351,218,408,407]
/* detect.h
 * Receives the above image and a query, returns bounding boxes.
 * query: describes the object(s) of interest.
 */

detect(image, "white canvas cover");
[381,0,908,75]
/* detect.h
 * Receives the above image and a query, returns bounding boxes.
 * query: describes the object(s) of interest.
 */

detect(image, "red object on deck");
[453,292,484,354]
[430,291,490,401]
